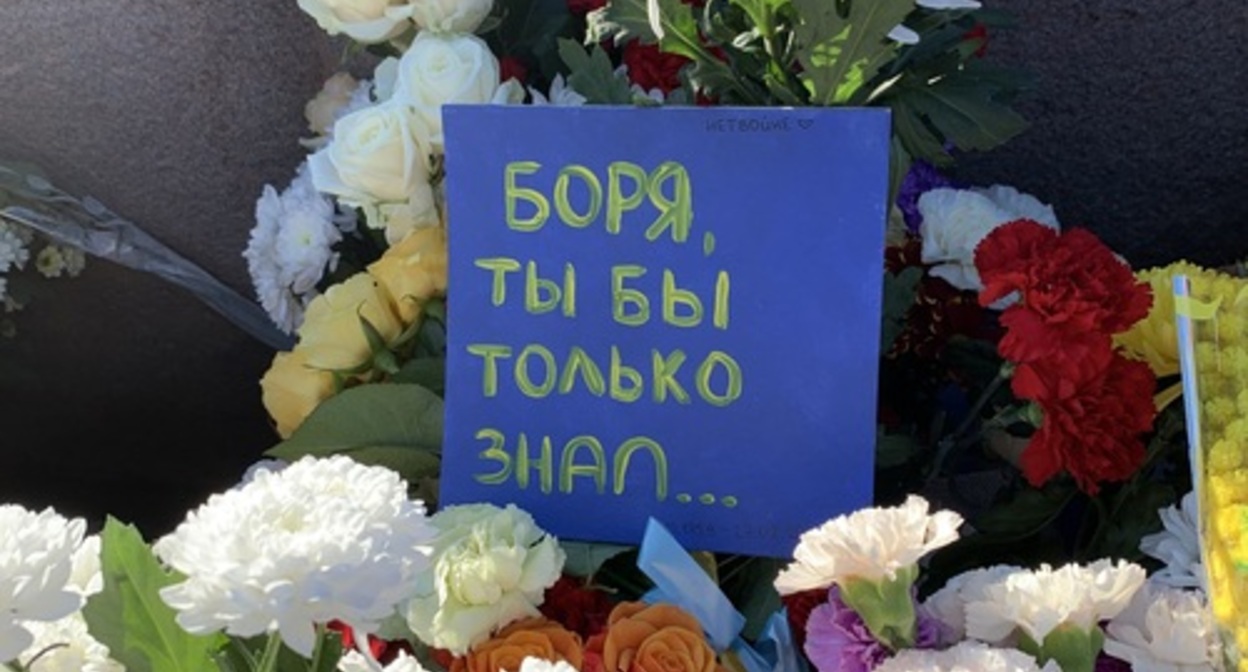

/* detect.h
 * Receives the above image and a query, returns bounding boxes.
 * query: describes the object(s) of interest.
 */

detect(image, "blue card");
[441,105,890,557]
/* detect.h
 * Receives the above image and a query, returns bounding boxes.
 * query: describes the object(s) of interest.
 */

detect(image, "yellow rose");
[298,272,403,371]
[367,226,448,325]
[260,349,336,438]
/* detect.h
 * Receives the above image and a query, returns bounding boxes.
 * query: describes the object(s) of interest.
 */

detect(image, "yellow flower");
[1116,262,1222,377]
[367,227,448,325]
[260,349,336,438]
[297,273,403,371]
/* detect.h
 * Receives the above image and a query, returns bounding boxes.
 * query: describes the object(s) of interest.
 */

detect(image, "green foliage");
[558,39,637,104]
[266,383,444,485]
[886,63,1029,164]
[974,481,1078,539]
[561,541,634,578]
[881,266,922,354]
[876,430,919,469]
[490,0,575,83]
[718,556,785,640]
[82,518,225,672]
[586,0,653,45]
[791,0,912,105]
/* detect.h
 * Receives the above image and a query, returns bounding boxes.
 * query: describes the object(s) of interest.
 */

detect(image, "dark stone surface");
[0,0,1244,535]
[0,0,338,534]
[954,0,1248,269]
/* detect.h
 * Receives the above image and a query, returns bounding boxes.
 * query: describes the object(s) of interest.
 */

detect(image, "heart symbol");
[797,119,814,130]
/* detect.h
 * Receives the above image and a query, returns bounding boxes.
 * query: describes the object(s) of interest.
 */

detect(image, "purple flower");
[804,586,940,672]
[896,160,954,233]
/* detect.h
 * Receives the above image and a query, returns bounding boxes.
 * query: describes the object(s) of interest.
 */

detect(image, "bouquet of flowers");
[0,461,1218,672]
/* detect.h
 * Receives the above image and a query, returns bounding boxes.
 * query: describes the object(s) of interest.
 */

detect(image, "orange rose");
[600,603,718,672]
[451,618,584,672]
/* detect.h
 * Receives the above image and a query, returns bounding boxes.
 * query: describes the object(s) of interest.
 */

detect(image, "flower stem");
[255,632,284,672]
[928,369,1011,481]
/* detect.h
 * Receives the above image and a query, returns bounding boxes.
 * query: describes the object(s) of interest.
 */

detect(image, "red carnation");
[328,620,414,664]
[621,41,690,94]
[1020,354,1156,494]
[975,220,1152,365]
[538,575,615,639]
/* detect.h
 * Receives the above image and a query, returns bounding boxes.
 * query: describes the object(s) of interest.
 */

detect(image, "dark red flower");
[963,24,989,58]
[567,0,606,14]
[621,41,690,94]
[1021,353,1156,493]
[538,575,615,639]
[781,589,827,650]
[975,221,1152,365]
[327,620,416,664]
[499,56,529,85]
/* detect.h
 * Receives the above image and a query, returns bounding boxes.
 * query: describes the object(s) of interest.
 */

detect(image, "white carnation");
[917,185,1059,292]
[404,503,565,655]
[920,564,1021,645]
[875,641,1057,672]
[245,164,343,334]
[774,495,963,594]
[1141,491,1204,590]
[154,456,434,657]
[0,506,88,663]
[1103,582,1215,672]
[965,560,1146,645]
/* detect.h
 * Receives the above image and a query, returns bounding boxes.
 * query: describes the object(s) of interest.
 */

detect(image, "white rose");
[308,101,435,235]
[410,0,494,33]
[391,32,500,149]
[296,0,415,44]
[404,504,564,655]
[917,185,1059,292]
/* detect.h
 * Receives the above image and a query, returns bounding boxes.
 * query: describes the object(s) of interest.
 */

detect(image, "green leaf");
[560,541,633,578]
[792,0,911,104]
[391,357,446,396]
[82,518,225,672]
[266,383,444,460]
[719,556,785,640]
[895,64,1030,154]
[975,481,1077,539]
[558,39,636,104]
[881,266,922,354]
[586,0,654,46]
[349,446,442,483]
[877,430,919,469]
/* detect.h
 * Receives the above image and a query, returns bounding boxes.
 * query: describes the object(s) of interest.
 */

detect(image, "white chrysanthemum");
[918,185,1059,292]
[519,658,581,672]
[245,164,342,334]
[4,613,123,672]
[68,535,101,599]
[1141,491,1203,590]
[0,506,88,663]
[965,560,1146,645]
[875,640,1058,672]
[1103,582,1215,672]
[154,456,433,657]
[921,564,1021,645]
[774,495,963,594]
[338,649,428,672]
[530,75,587,107]
[0,223,30,273]
[404,503,565,655]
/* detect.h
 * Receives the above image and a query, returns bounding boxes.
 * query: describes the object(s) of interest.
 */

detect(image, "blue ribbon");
[635,518,802,672]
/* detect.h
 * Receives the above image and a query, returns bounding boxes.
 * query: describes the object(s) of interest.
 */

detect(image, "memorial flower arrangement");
[0,473,1220,672]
